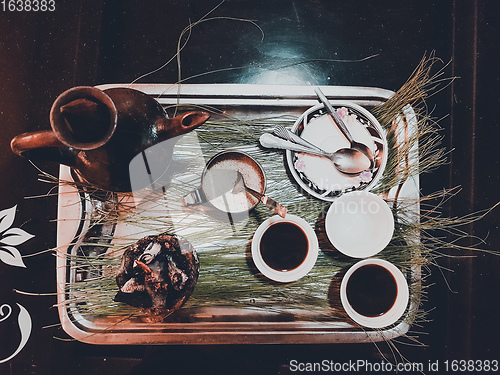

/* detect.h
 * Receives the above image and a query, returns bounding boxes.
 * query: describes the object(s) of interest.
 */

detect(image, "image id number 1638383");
[2,0,55,11]
[443,360,498,372]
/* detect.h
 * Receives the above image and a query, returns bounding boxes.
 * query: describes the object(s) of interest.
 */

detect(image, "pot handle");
[10,130,75,166]
[182,186,206,206]
[11,130,64,156]
[157,111,210,138]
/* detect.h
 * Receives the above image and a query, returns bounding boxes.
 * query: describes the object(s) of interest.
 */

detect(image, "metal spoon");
[232,171,287,218]
[273,125,324,153]
[272,126,370,175]
[260,133,371,175]
[314,87,374,168]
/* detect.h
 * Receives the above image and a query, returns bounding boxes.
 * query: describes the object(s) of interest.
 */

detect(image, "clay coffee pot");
[10,86,210,192]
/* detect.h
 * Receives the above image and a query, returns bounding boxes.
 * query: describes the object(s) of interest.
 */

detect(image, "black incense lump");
[115,233,199,316]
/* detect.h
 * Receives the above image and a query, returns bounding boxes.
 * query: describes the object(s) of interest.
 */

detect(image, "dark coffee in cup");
[259,222,309,272]
[345,264,397,317]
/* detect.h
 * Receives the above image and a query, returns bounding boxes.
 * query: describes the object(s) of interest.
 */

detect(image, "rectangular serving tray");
[56,84,420,345]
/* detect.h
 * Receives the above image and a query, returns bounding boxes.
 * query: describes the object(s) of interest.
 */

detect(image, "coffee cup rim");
[251,214,318,283]
[340,258,409,328]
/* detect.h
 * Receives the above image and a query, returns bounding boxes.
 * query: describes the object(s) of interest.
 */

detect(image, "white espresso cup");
[325,191,394,258]
[340,258,409,328]
[251,214,319,283]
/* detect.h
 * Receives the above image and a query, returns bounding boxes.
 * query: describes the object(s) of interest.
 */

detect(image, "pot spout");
[157,111,210,139]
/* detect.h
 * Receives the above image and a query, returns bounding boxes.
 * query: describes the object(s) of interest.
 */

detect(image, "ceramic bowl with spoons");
[285,101,387,202]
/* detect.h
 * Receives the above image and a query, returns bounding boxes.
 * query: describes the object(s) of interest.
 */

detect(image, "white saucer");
[251,214,319,283]
[340,259,409,328]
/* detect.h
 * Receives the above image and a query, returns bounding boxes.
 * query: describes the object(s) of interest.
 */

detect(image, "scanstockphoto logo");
[289,192,384,220]
[128,137,382,238]
[328,196,382,215]
[129,137,253,241]
[288,359,425,373]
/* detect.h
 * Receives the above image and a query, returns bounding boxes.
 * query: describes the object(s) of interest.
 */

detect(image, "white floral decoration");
[0,303,32,364]
[0,205,34,363]
[0,205,34,268]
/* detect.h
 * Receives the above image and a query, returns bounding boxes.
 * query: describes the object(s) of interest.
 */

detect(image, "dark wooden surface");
[0,1,498,374]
